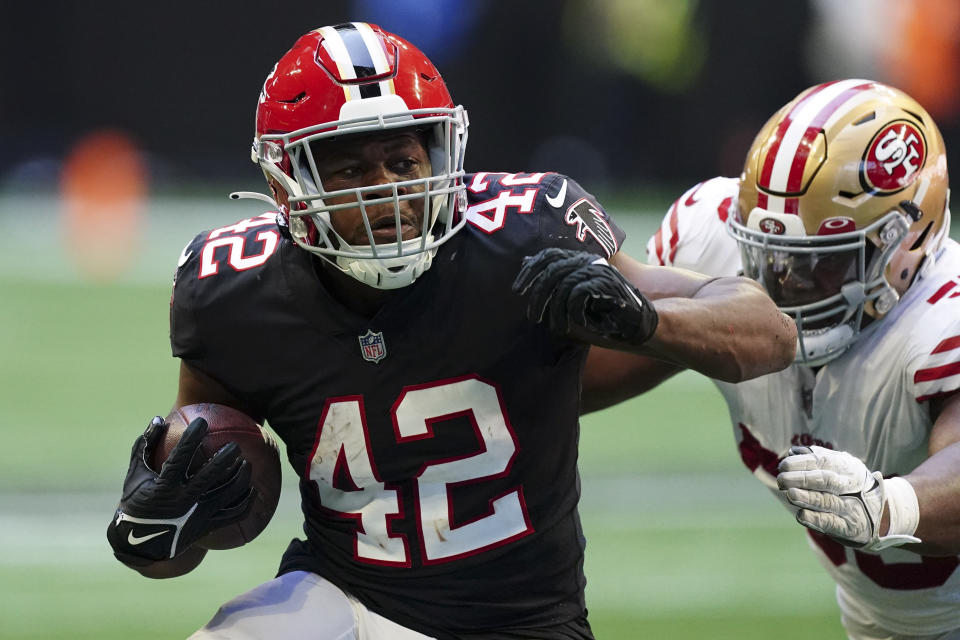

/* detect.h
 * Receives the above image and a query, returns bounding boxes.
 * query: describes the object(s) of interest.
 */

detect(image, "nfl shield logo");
[358,329,387,363]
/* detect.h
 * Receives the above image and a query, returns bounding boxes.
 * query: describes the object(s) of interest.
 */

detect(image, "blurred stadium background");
[2,1,959,638]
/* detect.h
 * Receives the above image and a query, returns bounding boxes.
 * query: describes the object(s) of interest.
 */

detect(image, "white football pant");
[839,586,960,640]
[188,570,435,640]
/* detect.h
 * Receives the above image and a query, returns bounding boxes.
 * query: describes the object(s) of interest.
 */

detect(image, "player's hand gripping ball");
[150,404,282,550]
[512,247,659,348]
[107,404,282,566]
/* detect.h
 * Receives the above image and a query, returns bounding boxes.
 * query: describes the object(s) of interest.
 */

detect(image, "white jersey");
[648,177,960,636]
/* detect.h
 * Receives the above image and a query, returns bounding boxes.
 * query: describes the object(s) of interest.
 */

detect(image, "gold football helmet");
[731,80,950,365]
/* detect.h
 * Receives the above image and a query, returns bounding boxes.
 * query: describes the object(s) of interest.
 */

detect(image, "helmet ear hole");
[899,200,923,222]
[266,178,291,210]
[908,221,933,252]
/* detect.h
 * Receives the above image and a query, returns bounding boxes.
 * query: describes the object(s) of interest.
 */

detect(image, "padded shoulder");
[646,177,741,277]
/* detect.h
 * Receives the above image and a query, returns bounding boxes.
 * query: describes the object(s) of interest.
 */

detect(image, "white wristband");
[885,476,921,538]
[866,476,921,551]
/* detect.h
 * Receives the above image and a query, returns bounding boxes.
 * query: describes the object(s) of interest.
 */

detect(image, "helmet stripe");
[763,194,787,213]
[333,23,383,100]
[318,24,387,101]
[783,82,874,194]
[757,81,842,193]
[319,26,361,102]
[333,23,377,79]
[757,117,796,194]
[762,80,874,200]
[353,22,396,96]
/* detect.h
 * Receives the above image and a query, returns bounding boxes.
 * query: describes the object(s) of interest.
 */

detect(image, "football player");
[105,23,795,640]
[631,80,960,640]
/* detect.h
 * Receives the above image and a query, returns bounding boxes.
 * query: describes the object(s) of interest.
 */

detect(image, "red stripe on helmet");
[757,117,794,191]
[783,84,873,195]
[756,81,841,190]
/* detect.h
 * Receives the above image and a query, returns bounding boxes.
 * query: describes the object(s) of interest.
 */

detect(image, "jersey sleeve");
[645,176,743,277]
[536,173,626,259]
[906,289,960,405]
[169,231,209,361]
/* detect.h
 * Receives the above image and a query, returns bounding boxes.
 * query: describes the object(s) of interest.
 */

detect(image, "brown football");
[150,403,282,550]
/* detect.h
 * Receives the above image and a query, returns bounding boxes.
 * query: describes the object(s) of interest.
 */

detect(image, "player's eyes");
[326,164,362,181]
[392,158,419,174]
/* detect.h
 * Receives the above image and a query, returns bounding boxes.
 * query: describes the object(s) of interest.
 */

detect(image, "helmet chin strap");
[334,235,437,290]
[795,324,856,366]
[793,283,866,366]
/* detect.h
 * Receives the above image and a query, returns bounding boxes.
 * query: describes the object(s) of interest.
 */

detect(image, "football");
[150,403,282,550]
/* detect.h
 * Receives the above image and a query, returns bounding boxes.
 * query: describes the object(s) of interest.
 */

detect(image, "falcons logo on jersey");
[564,198,619,258]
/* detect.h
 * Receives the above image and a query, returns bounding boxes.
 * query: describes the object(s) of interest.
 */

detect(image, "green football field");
[0,196,845,639]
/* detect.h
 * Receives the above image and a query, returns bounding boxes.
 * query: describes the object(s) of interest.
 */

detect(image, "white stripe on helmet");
[319,26,361,102]
[767,79,873,194]
[353,22,396,96]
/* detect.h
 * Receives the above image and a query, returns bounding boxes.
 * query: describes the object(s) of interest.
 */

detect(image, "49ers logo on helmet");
[759,218,786,234]
[861,120,926,194]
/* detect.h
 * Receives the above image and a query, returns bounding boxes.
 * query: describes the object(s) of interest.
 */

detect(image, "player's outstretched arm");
[513,247,796,408]
[608,250,796,379]
[779,393,960,555]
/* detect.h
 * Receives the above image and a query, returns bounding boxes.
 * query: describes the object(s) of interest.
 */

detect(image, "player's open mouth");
[368,216,419,243]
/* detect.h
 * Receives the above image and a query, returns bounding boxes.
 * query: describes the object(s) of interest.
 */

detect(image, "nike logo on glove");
[127,529,170,545]
[546,179,568,208]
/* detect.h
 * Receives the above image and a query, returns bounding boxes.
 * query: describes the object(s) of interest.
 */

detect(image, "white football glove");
[777,445,921,552]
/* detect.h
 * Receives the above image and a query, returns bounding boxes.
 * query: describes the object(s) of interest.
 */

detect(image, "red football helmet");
[731,80,950,365]
[247,22,469,289]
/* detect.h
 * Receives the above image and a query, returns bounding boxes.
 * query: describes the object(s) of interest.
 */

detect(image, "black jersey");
[170,172,625,639]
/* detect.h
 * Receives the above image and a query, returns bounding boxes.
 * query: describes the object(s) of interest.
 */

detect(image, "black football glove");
[512,247,659,348]
[106,416,255,566]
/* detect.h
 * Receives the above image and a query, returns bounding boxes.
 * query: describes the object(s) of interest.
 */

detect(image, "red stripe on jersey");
[667,200,680,263]
[684,182,704,207]
[737,423,781,478]
[914,361,960,383]
[717,196,732,222]
[652,228,665,265]
[916,389,960,404]
[927,281,957,304]
[932,336,960,354]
